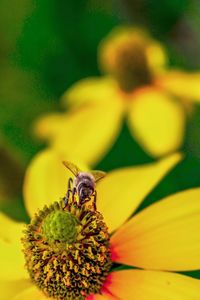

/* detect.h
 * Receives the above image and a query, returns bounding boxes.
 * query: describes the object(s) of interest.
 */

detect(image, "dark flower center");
[115,42,152,92]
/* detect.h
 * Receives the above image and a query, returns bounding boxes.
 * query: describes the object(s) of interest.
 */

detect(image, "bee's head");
[79,185,94,201]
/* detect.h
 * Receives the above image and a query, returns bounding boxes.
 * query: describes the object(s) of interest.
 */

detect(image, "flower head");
[22,198,111,299]
[2,152,200,299]
[34,26,200,164]
[98,27,166,91]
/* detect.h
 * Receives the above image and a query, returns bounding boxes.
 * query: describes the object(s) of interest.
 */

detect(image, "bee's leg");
[93,190,97,211]
[72,187,77,204]
[68,177,73,190]
[64,189,72,207]
[64,177,73,206]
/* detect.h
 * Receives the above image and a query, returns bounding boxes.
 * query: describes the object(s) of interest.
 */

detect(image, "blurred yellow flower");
[34,27,200,165]
[1,152,200,299]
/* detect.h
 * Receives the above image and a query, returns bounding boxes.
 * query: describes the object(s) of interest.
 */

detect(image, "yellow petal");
[111,188,200,271]
[0,213,28,281]
[23,149,87,218]
[34,113,67,141]
[52,102,124,166]
[0,213,24,244]
[145,41,167,75]
[127,87,185,157]
[11,286,47,300]
[105,270,200,300]
[0,240,28,280]
[97,153,181,232]
[87,293,116,300]
[156,70,200,102]
[61,76,121,108]
[0,279,31,300]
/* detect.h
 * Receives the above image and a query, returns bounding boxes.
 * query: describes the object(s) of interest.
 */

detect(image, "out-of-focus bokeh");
[1,0,200,239]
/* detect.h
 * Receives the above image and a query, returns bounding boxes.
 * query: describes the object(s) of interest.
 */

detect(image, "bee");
[62,161,106,210]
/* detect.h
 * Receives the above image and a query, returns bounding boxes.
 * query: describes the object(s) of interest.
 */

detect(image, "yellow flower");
[1,152,200,299]
[34,27,200,165]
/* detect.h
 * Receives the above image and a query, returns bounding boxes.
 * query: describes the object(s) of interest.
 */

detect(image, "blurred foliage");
[120,0,189,35]
[0,1,200,281]
[15,0,120,97]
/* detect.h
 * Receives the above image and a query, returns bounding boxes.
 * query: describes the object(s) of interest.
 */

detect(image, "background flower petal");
[0,279,31,300]
[34,113,68,141]
[87,293,116,300]
[35,77,122,143]
[51,103,124,166]
[97,153,181,232]
[23,149,87,218]
[146,41,167,75]
[11,286,47,300]
[127,87,185,157]
[61,77,120,108]
[105,270,200,300]
[156,71,200,102]
[111,188,200,271]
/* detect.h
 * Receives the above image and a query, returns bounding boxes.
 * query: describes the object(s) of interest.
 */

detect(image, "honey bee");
[63,161,106,210]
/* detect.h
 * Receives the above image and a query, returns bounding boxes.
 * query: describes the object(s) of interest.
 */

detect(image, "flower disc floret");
[42,210,78,244]
[22,198,111,299]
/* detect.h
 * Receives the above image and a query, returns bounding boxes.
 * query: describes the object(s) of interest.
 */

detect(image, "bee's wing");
[62,161,81,176]
[91,170,106,182]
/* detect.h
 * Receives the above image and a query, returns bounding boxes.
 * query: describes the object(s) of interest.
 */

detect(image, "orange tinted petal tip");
[110,244,119,262]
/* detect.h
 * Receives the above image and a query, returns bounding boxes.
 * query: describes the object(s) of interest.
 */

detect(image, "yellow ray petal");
[105,270,200,300]
[11,286,47,300]
[87,293,116,300]
[0,213,28,281]
[145,41,167,75]
[127,87,185,157]
[0,239,28,280]
[0,213,24,244]
[61,76,120,108]
[97,153,181,232]
[156,70,200,102]
[52,103,124,166]
[0,279,31,300]
[34,113,67,141]
[111,188,200,271]
[23,149,87,218]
